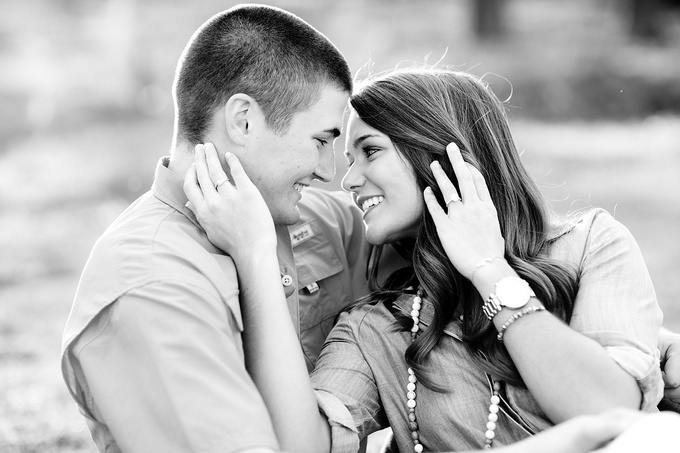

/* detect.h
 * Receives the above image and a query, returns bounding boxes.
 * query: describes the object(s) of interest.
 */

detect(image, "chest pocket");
[292,219,352,368]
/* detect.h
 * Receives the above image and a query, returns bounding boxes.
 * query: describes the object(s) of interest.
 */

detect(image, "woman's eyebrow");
[352,134,379,149]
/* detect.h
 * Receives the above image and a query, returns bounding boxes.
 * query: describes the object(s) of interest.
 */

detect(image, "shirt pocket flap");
[295,238,344,287]
[293,220,344,287]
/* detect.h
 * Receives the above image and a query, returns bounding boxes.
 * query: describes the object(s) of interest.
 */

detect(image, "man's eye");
[316,138,328,146]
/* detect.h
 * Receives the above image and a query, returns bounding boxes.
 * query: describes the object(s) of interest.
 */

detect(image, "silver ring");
[214,178,229,190]
[445,193,461,208]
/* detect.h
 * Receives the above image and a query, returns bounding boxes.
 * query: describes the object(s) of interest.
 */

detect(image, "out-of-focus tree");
[631,0,664,40]
[630,0,680,41]
[473,0,506,40]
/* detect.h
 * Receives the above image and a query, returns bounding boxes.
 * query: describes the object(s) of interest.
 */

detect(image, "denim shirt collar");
[392,292,464,341]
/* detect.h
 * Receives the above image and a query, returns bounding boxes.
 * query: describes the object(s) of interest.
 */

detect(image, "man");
[61,5,351,452]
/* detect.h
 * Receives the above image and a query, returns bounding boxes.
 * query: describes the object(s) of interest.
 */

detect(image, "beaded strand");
[407,290,423,453]
[406,289,501,452]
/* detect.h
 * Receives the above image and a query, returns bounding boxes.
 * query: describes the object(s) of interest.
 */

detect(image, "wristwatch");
[482,277,535,320]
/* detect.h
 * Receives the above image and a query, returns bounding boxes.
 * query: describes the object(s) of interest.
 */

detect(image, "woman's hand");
[423,143,505,281]
[183,143,276,263]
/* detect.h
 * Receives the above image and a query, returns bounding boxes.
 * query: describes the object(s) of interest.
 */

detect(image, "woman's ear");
[223,94,257,146]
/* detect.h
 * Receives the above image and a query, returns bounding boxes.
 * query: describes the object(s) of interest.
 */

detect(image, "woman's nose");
[341,162,364,192]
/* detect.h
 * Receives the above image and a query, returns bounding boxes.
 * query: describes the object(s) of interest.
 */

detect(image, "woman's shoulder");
[549,208,631,240]
[547,208,638,261]
[336,295,408,336]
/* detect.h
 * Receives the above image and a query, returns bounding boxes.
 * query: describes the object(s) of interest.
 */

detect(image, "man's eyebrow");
[321,128,341,138]
[352,134,378,149]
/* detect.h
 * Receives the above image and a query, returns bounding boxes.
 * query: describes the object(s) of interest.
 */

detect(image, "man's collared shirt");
[61,158,297,453]
[292,188,408,371]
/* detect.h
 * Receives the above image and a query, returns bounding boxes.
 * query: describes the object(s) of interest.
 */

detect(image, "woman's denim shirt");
[311,209,663,452]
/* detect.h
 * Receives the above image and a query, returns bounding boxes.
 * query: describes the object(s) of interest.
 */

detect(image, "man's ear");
[223,93,258,146]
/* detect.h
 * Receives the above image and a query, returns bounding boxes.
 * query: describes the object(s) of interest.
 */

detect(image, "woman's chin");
[364,228,389,246]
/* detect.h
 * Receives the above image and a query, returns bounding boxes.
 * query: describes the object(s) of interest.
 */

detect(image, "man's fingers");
[663,356,680,401]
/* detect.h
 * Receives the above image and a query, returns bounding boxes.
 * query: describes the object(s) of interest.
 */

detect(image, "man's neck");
[167,143,194,176]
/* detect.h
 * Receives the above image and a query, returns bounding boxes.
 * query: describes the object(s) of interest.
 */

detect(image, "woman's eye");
[364,147,379,158]
[316,138,328,146]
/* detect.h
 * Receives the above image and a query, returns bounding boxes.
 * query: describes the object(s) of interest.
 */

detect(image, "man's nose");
[314,147,336,183]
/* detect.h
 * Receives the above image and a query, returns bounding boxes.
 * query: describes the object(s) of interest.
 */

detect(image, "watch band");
[482,294,502,320]
[482,277,536,321]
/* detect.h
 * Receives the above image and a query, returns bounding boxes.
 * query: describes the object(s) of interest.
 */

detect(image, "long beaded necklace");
[406,289,502,452]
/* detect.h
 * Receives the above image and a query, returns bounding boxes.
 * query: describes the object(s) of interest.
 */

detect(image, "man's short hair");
[173,4,353,145]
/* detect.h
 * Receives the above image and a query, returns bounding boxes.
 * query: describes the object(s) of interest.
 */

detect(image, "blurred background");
[1,0,679,451]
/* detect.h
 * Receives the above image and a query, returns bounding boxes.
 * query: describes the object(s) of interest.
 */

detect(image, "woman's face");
[341,110,423,245]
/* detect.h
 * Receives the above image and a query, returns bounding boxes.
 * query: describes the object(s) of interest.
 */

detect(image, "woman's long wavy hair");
[351,68,579,389]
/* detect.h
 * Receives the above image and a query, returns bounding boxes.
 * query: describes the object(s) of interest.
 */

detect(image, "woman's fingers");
[469,165,492,202]
[430,160,460,210]
[194,144,217,196]
[224,152,251,189]
[423,186,450,229]
[183,163,204,206]
[203,143,231,191]
[445,143,476,201]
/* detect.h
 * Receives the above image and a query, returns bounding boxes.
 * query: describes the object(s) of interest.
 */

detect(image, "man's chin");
[272,206,301,226]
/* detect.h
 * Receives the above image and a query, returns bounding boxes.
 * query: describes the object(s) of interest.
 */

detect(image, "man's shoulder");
[76,194,239,317]
[96,194,223,271]
[64,195,240,360]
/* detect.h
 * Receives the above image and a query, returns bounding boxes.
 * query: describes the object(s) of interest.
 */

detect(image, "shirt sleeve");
[72,280,279,453]
[310,309,387,453]
[567,210,664,411]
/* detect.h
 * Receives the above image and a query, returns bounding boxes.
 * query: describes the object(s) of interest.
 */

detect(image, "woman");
[185,67,664,452]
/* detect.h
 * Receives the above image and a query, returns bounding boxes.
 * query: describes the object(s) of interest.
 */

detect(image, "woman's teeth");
[361,196,384,211]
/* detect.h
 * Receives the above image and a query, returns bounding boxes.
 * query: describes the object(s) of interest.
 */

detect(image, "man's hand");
[484,409,644,453]
[659,327,680,402]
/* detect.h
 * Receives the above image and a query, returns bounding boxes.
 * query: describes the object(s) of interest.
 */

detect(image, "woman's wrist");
[471,258,517,300]
[229,242,278,268]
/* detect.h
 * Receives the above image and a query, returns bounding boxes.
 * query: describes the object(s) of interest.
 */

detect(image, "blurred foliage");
[1,0,680,150]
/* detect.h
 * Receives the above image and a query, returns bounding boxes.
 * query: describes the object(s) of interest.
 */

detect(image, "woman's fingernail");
[431,160,441,169]
[225,152,232,159]
[424,186,432,194]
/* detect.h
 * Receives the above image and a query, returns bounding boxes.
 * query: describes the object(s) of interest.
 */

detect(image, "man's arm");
[74,281,280,453]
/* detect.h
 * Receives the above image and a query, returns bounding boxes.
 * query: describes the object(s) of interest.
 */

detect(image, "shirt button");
[281,275,293,287]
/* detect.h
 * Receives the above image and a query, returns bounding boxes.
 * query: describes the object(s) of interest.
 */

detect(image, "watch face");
[495,277,533,309]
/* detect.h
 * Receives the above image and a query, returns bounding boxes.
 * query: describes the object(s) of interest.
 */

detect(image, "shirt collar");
[151,156,299,317]
[392,292,464,341]
[151,156,201,229]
